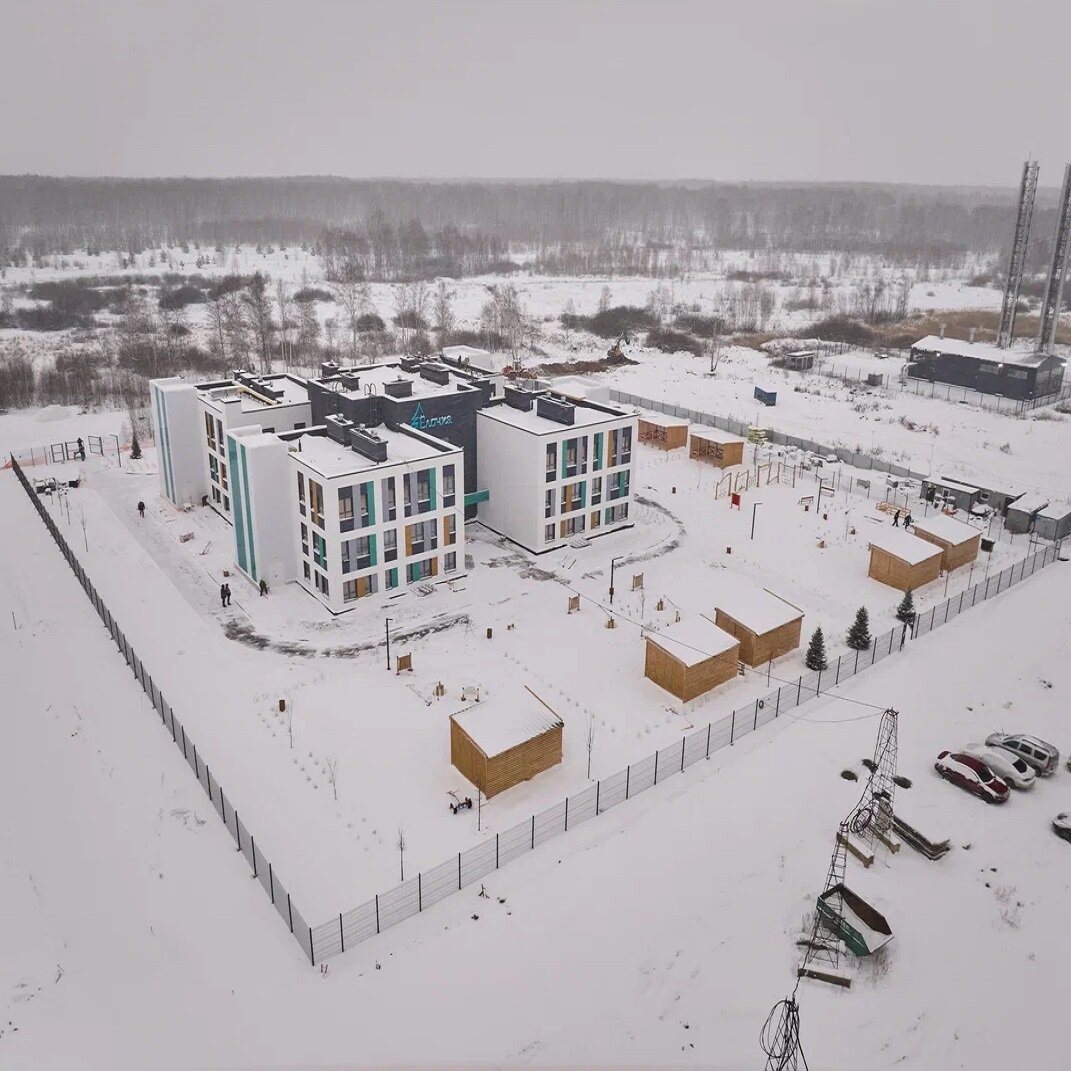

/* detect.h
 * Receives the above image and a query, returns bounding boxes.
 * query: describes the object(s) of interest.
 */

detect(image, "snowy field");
[3,446,1070,1069]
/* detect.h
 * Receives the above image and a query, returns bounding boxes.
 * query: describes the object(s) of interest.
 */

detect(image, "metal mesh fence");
[10,454,1060,967]
[8,455,315,963]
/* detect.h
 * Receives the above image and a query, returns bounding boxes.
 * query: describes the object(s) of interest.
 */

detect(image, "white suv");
[984,733,1060,777]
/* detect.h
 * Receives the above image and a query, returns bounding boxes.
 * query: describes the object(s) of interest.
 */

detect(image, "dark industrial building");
[906,335,1064,401]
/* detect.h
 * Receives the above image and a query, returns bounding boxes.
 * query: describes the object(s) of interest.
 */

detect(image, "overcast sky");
[3,0,1069,187]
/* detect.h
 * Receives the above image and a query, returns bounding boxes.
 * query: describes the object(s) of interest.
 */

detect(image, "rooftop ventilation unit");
[504,385,539,411]
[319,360,340,379]
[536,395,576,425]
[383,377,414,398]
[419,362,451,386]
[324,412,354,444]
[349,426,388,463]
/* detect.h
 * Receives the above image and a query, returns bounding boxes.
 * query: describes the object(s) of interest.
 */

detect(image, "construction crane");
[1036,163,1071,355]
[997,159,1040,350]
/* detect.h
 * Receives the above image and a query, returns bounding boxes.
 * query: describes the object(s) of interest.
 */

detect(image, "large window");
[314,570,329,596]
[545,488,554,518]
[544,523,555,544]
[338,486,354,532]
[605,502,629,524]
[563,438,578,478]
[443,514,457,547]
[205,412,216,450]
[382,477,397,521]
[385,567,399,590]
[592,431,603,472]
[591,476,602,505]
[608,470,629,501]
[220,461,228,492]
[404,471,433,517]
[341,535,374,573]
[444,551,457,573]
[442,465,456,508]
[300,523,309,558]
[312,532,327,569]
[406,520,437,556]
[560,480,585,514]
[559,515,585,538]
[209,455,219,483]
[383,528,398,562]
[343,574,378,602]
[358,482,374,527]
[545,443,557,483]
[309,479,324,528]
[407,557,438,584]
[608,426,632,467]
[297,472,306,516]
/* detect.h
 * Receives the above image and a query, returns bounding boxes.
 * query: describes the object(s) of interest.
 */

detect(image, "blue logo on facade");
[409,403,454,430]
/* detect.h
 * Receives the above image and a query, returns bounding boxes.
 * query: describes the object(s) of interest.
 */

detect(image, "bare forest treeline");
[2,176,1061,277]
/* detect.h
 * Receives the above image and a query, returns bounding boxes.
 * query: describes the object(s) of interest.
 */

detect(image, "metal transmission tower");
[997,159,1040,350]
[1037,163,1071,355]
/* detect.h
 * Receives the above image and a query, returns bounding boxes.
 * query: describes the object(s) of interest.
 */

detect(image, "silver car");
[962,744,1036,789]
[985,733,1060,777]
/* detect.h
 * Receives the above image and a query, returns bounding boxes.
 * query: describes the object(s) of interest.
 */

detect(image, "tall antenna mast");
[1036,163,1071,355]
[997,159,1040,349]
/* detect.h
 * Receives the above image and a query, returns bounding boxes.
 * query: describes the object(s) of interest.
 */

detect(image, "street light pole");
[609,555,623,606]
[751,502,762,540]
[385,618,392,671]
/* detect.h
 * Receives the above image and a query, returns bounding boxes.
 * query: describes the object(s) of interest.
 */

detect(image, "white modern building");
[150,377,207,508]
[476,387,637,553]
[196,371,311,521]
[288,415,465,613]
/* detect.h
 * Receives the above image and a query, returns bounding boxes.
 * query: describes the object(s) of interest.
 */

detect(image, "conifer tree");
[130,428,142,460]
[805,627,828,671]
[847,606,871,651]
[895,589,915,624]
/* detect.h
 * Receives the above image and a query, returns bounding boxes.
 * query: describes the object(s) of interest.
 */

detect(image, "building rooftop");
[638,411,689,428]
[317,362,481,401]
[911,512,982,546]
[290,426,455,479]
[1037,500,1071,521]
[869,529,943,566]
[911,335,1051,369]
[451,695,563,757]
[199,373,309,412]
[478,395,631,434]
[715,587,803,634]
[646,618,739,668]
[1007,492,1050,514]
[690,424,746,445]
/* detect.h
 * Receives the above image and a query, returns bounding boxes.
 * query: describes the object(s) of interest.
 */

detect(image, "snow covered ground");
[3,447,1070,1069]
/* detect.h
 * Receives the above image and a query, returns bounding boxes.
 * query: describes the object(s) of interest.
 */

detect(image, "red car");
[934,751,1010,804]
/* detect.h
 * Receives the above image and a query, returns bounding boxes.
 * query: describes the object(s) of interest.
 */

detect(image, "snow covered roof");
[451,696,563,758]
[690,425,745,446]
[911,513,981,546]
[715,588,804,634]
[911,335,1048,368]
[1037,500,1071,521]
[1007,493,1049,515]
[869,530,943,566]
[926,475,981,494]
[638,412,689,428]
[645,619,739,668]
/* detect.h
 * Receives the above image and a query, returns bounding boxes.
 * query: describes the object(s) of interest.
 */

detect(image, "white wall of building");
[150,378,208,508]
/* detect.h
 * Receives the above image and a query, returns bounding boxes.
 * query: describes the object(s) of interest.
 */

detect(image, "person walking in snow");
[904,511,913,530]
[259,579,269,597]
[892,509,900,527]
[77,437,86,461]
[224,583,232,606]
[137,500,146,519]
[220,583,227,608]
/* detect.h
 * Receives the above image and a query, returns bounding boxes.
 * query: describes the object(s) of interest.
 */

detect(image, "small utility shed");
[450,695,563,797]
[1005,493,1049,534]
[1034,501,1071,541]
[911,513,981,571]
[714,589,804,667]
[644,618,740,702]
[638,412,689,450]
[689,426,745,468]
[868,530,943,591]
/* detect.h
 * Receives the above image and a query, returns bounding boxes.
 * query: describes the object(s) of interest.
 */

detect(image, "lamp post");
[385,618,392,671]
[609,555,623,606]
[751,502,763,540]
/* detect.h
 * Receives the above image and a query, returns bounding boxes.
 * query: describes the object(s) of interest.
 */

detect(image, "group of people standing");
[892,509,913,529]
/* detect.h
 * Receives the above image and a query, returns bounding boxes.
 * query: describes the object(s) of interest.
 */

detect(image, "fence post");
[206,766,212,803]
[251,837,257,878]
[565,796,569,831]
[458,852,462,889]
[375,894,380,933]
[181,724,187,759]
[626,765,631,798]
[681,737,686,771]
[531,814,535,849]
[706,723,712,757]
[730,710,736,744]
[193,746,199,780]
[287,893,293,932]
[234,809,241,850]
[309,926,315,967]
[835,656,841,685]
[418,873,422,912]
[269,864,274,904]
[797,676,802,703]
[775,688,781,717]
[496,833,500,869]
[596,780,601,813]
[340,914,345,954]
[654,750,660,783]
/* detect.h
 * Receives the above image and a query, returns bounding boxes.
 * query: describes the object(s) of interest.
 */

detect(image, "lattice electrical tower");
[1037,163,1071,355]
[997,159,1040,350]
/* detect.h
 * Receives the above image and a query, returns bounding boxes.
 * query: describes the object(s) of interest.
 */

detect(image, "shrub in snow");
[805,627,828,671]
[895,590,915,624]
[130,429,142,460]
[847,606,871,651]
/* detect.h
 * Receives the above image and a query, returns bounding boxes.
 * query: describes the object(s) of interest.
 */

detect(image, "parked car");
[961,744,1037,790]
[984,733,1060,777]
[934,751,1010,803]
[1053,813,1071,843]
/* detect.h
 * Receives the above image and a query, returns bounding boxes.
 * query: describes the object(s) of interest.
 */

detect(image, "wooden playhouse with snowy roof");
[638,412,689,450]
[910,513,981,571]
[714,588,805,667]
[644,618,741,702]
[867,529,943,591]
[688,426,745,469]
[450,692,564,798]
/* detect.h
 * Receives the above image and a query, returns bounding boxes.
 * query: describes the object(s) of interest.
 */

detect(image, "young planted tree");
[805,627,828,671]
[130,427,142,460]
[895,590,916,624]
[397,826,407,881]
[325,755,339,801]
[847,607,871,651]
